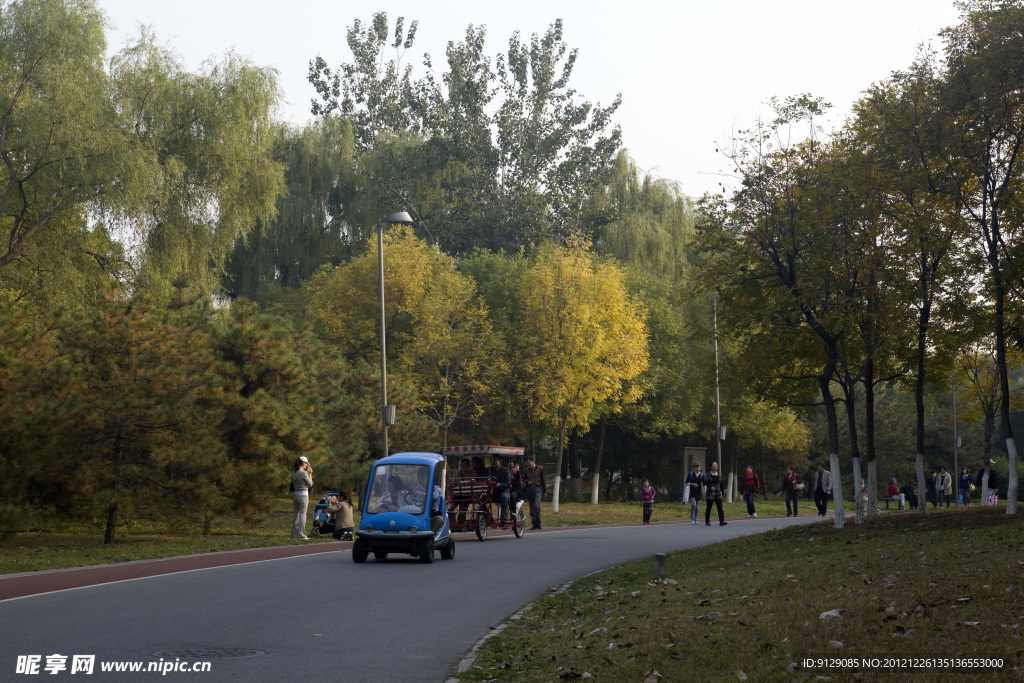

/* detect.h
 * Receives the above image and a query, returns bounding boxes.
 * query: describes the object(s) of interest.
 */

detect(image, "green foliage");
[224,118,357,299]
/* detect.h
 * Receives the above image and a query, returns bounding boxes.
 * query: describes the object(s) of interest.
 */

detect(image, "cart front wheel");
[475,513,488,541]
[419,537,435,563]
[352,538,368,563]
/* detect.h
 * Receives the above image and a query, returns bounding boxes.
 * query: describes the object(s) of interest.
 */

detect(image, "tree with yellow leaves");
[517,239,648,511]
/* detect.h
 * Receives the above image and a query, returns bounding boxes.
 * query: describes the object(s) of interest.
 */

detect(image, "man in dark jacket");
[812,463,832,516]
[523,456,546,530]
[490,456,512,526]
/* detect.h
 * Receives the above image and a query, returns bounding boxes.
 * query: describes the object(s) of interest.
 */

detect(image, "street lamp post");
[377,211,414,456]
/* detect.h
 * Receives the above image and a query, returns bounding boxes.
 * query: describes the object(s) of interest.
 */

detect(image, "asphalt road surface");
[1,517,817,681]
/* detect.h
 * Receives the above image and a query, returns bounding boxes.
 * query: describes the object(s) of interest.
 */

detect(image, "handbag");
[682,482,690,504]
[795,482,805,490]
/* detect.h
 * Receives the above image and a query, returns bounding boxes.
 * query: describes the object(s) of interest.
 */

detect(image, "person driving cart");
[376,476,406,513]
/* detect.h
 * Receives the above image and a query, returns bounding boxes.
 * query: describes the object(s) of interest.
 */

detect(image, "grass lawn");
[0,496,343,575]
[459,506,1024,682]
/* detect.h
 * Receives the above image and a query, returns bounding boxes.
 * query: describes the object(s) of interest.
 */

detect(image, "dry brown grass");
[459,506,1024,682]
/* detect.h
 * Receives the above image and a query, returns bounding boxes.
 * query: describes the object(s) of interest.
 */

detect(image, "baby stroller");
[311,491,342,539]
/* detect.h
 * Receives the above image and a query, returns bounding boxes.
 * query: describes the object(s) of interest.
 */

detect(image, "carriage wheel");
[311,527,320,539]
[475,513,489,541]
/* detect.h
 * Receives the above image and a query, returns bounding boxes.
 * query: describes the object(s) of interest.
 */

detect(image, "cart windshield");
[365,464,431,515]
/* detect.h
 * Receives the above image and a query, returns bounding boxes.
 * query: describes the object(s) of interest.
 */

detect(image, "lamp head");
[384,211,414,225]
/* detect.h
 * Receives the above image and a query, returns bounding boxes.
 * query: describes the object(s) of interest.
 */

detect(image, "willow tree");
[1,0,284,302]
[517,239,648,511]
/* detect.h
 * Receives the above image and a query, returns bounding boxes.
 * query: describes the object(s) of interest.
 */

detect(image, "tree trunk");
[104,502,118,545]
[104,434,124,544]
[915,284,931,517]
[867,459,877,517]
[865,359,878,517]
[916,453,927,517]
[820,356,844,529]
[993,262,1018,513]
[566,429,583,502]
[552,417,567,512]
[842,375,862,525]
[591,419,606,504]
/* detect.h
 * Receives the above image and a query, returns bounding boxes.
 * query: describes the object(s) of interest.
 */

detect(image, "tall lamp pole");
[377,211,414,456]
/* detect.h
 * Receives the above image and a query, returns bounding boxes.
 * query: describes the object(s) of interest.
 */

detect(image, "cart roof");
[442,445,525,457]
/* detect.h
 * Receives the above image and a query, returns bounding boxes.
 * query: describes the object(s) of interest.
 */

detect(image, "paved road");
[1,517,818,681]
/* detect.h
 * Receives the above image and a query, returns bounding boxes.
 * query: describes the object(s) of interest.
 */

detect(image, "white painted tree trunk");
[981,468,991,506]
[916,454,927,516]
[852,457,863,525]
[867,460,878,518]
[590,473,601,505]
[830,453,844,529]
[552,475,561,513]
[1007,437,1018,514]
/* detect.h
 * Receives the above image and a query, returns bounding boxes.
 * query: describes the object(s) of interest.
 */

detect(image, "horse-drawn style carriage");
[443,445,526,541]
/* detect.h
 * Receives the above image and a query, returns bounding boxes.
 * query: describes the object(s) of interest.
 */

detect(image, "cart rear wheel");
[513,510,525,538]
[475,513,488,541]
[352,538,368,563]
[440,537,455,560]
[419,537,435,563]
[373,550,388,560]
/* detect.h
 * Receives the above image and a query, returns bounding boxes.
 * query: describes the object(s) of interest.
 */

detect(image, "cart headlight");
[365,526,374,533]
[408,526,418,533]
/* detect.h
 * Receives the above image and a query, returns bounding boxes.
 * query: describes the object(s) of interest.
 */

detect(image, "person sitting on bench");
[887,478,906,510]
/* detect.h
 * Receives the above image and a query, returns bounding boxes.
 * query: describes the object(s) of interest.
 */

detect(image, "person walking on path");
[783,467,802,517]
[291,456,313,539]
[524,456,546,530]
[640,479,655,524]
[959,467,973,506]
[936,467,953,508]
[741,466,760,518]
[685,462,704,523]
[812,463,832,517]
[704,462,727,526]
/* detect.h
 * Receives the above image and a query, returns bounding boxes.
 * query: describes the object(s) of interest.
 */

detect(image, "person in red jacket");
[742,466,760,518]
[887,478,906,510]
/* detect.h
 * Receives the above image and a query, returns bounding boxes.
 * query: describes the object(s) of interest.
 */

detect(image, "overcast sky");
[98,1,963,198]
